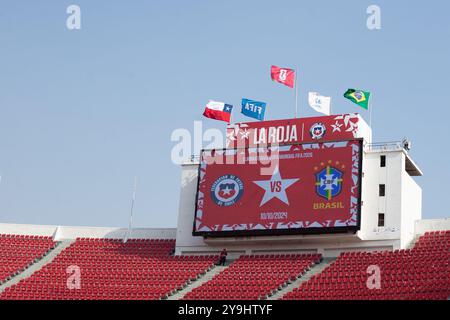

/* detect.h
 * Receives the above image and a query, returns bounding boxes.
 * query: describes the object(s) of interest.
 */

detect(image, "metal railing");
[365,141,406,152]
[187,141,409,162]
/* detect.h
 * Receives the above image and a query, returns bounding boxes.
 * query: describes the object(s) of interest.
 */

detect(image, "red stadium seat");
[282,231,450,300]
[0,234,56,284]
[183,253,320,300]
[0,238,216,300]
[1,231,448,300]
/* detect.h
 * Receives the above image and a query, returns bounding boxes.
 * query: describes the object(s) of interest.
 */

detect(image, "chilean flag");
[271,65,295,88]
[203,100,233,123]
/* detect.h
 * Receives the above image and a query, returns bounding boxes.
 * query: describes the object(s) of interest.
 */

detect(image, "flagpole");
[294,66,298,118]
[229,105,233,124]
[369,93,373,129]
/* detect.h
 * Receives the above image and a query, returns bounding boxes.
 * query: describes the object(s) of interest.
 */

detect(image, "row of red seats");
[0,234,56,284]
[283,231,449,300]
[184,254,321,300]
[0,237,217,300]
[0,234,51,239]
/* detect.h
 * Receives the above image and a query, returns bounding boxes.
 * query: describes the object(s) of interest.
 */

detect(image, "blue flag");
[241,98,266,121]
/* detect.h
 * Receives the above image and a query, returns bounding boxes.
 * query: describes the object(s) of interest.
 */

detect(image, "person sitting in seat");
[219,248,228,266]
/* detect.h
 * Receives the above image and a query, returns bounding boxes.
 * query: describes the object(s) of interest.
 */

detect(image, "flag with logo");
[270,65,295,88]
[343,89,371,110]
[241,98,266,121]
[203,100,233,123]
[308,92,331,115]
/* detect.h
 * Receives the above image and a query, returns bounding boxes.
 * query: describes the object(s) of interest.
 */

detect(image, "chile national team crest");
[315,165,343,200]
[210,174,244,207]
[310,123,326,140]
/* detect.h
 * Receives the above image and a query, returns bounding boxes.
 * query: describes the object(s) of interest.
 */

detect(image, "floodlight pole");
[124,176,137,243]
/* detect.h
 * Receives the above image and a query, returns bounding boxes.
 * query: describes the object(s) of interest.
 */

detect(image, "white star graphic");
[253,166,299,207]
[226,130,237,141]
[239,129,250,140]
[226,130,237,147]
[345,121,358,132]
[221,186,232,195]
[331,121,343,132]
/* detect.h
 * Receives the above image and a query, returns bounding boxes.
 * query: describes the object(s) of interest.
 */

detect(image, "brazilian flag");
[343,89,371,110]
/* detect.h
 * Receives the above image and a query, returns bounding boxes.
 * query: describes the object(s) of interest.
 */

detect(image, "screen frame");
[192,138,363,238]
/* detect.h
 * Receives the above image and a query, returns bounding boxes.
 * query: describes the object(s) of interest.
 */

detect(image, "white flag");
[308,92,331,115]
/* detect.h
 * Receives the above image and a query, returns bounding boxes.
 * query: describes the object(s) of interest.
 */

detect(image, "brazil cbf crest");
[315,165,343,200]
[210,174,244,207]
[310,122,326,140]
[350,90,366,103]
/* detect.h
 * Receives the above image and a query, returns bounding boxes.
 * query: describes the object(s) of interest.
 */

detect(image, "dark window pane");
[380,155,386,167]
[379,184,386,197]
[378,213,385,227]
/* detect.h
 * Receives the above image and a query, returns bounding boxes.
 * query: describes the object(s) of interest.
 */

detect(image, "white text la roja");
[251,125,298,145]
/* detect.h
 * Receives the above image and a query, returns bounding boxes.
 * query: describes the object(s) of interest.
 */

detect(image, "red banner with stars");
[226,113,362,149]
[194,140,362,236]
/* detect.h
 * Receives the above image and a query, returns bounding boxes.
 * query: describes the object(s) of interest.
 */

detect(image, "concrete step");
[406,235,421,250]
[266,258,335,300]
[166,264,229,300]
[0,240,75,294]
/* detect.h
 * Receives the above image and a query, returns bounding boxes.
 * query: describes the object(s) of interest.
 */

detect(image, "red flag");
[271,65,295,88]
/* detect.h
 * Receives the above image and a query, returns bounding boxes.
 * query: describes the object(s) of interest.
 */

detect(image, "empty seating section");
[283,231,450,300]
[1,231,448,300]
[184,254,321,300]
[1,238,217,300]
[0,234,56,284]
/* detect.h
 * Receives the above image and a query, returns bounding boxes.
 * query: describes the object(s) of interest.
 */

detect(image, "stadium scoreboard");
[194,141,362,237]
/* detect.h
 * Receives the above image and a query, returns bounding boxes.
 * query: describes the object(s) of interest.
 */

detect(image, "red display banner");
[226,113,362,148]
[194,140,362,236]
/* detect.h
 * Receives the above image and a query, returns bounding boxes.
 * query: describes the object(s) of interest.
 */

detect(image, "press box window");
[378,213,385,227]
[380,155,386,167]
[379,184,386,197]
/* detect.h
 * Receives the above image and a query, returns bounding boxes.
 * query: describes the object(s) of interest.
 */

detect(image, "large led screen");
[193,139,362,237]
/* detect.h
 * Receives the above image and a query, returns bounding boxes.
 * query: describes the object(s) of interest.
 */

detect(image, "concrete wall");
[175,163,205,252]
[53,226,176,241]
[358,149,423,248]
[0,223,176,241]
[0,223,57,237]
[358,151,403,242]
[401,172,422,248]
[415,218,450,235]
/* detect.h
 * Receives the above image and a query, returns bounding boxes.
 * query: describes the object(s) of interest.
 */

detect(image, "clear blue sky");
[0,0,449,228]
